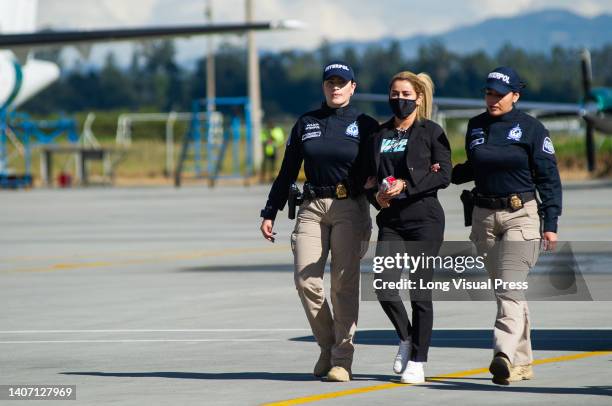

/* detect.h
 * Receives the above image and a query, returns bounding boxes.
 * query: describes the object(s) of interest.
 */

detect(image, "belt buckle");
[335,183,348,199]
[509,194,523,211]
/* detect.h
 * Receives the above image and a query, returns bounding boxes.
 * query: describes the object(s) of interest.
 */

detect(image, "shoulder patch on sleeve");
[542,136,555,154]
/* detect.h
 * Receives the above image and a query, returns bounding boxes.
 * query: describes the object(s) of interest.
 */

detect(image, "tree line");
[24,39,612,120]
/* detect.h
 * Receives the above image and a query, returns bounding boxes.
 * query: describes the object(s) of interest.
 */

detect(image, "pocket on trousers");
[469,225,482,243]
[520,227,541,241]
[360,196,372,258]
[290,232,297,253]
[519,228,541,269]
[469,207,486,243]
[359,217,372,259]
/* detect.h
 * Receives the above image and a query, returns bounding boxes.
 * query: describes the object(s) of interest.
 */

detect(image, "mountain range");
[329,9,612,56]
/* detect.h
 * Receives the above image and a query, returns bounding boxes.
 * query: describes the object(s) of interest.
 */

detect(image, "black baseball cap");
[322,61,355,82]
[485,66,525,95]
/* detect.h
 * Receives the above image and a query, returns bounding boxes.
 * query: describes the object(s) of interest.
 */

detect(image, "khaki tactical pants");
[291,195,371,370]
[470,199,541,366]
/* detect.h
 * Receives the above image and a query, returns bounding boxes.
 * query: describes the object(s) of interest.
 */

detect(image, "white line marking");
[0,329,312,334]
[0,327,609,334]
[0,339,283,344]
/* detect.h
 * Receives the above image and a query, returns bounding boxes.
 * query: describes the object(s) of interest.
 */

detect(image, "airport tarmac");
[1,182,611,405]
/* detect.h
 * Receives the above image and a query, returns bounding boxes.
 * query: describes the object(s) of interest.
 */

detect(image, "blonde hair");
[389,71,435,121]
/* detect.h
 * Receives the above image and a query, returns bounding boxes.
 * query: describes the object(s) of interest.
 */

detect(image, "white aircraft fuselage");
[0,50,60,110]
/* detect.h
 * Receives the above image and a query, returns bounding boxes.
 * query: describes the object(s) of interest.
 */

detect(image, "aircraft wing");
[0,20,300,48]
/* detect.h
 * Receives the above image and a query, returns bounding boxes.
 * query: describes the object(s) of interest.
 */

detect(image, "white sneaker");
[393,339,411,374]
[400,361,425,384]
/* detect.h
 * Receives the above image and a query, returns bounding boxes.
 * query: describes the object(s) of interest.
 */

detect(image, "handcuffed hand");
[375,192,391,208]
[379,178,406,199]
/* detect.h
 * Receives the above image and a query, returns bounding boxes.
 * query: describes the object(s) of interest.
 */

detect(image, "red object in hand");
[381,176,396,192]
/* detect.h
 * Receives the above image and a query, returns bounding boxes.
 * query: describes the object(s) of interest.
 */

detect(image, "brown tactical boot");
[490,353,512,385]
[313,350,332,377]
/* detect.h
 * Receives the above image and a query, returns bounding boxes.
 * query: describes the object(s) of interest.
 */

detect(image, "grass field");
[5,111,612,186]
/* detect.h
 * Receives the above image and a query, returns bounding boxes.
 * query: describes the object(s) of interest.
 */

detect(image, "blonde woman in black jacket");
[365,71,451,384]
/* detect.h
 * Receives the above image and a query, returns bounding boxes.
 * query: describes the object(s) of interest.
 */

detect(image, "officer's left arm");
[530,125,563,233]
[405,126,452,196]
[261,122,303,220]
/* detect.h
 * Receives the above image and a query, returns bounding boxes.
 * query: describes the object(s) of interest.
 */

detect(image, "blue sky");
[36,0,612,67]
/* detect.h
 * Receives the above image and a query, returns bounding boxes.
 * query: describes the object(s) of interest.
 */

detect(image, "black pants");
[374,196,444,362]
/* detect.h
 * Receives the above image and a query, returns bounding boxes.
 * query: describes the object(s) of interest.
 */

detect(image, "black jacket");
[452,108,562,232]
[366,118,452,209]
[261,103,379,220]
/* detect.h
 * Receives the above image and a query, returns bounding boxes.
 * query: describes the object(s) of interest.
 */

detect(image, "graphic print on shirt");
[380,138,408,153]
[345,121,359,138]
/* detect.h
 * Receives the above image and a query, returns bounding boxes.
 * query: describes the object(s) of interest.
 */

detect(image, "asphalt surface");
[1,182,611,405]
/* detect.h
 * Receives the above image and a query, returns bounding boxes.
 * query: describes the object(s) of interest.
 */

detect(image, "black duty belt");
[303,182,350,200]
[474,191,535,211]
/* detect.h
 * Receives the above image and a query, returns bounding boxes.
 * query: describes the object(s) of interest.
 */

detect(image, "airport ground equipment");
[174,97,253,187]
[116,110,222,177]
[0,108,78,188]
[38,144,115,187]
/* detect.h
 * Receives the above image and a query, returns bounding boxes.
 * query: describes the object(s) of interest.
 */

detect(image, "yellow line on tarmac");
[263,351,612,405]
[263,382,404,406]
[51,261,113,270]
[530,351,612,366]
[2,245,289,273]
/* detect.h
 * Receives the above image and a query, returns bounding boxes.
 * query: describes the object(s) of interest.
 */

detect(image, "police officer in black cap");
[452,67,562,385]
[259,61,378,382]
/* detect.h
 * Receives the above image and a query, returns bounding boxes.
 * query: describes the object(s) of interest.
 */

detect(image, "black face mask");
[389,98,417,119]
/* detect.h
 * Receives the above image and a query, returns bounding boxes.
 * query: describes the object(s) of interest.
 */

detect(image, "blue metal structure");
[0,109,78,189]
[175,97,252,187]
